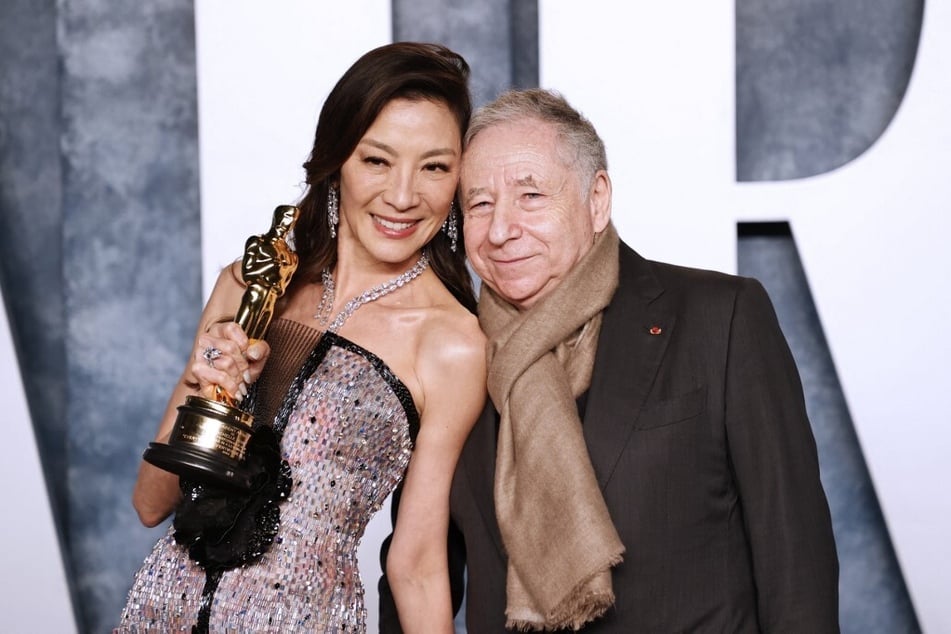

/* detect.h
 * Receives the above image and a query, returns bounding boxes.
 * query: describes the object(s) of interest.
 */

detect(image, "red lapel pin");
[649,326,663,335]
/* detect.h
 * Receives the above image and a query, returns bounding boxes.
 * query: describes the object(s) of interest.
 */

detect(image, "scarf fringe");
[505,553,625,631]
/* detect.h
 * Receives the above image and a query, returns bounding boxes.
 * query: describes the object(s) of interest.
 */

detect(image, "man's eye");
[465,201,493,217]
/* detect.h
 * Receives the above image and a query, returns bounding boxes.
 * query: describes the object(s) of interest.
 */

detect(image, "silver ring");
[202,346,222,368]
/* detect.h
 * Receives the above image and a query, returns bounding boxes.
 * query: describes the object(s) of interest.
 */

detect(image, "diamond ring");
[202,346,222,368]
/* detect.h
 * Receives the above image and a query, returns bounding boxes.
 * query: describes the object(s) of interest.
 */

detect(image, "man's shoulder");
[648,258,745,290]
[619,240,752,294]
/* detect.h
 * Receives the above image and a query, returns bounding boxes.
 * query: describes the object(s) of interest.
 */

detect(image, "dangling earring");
[327,184,339,239]
[441,201,458,252]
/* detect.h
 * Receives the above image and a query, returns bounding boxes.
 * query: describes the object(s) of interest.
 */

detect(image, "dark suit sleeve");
[724,277,839,632]
[377,481,467,633]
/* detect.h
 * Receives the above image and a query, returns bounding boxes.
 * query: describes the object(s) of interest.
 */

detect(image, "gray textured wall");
[736,0,921,180]
[60,2,202,630]
[1,1,202,631]
[392,0,537,108]
[736,0,922,630]
[0,0,69,549]
[739,228,920,632]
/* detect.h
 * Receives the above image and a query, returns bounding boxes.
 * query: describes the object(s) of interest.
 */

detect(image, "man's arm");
[724,277,839,632]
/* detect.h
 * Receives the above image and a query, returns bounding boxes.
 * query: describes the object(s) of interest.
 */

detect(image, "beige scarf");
[478,223,625,631]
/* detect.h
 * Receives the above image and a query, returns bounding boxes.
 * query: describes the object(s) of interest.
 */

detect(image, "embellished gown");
[117,319,419,632]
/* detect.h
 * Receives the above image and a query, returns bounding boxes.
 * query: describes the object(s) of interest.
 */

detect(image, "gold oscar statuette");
[143,205,300,489]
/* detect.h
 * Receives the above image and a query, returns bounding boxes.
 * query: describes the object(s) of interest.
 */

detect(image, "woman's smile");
[372,213,421,236]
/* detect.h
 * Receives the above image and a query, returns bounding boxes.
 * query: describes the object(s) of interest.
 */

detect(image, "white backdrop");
[0,289,76,632]
[4,0,946,631]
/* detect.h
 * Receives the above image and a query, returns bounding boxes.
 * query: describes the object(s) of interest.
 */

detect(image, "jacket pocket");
[634,386,706,430]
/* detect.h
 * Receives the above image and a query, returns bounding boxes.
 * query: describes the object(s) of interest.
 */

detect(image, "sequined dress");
[117,320,419,632]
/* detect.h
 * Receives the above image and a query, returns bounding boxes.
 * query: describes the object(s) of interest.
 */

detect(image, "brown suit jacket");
[382,241,839,632]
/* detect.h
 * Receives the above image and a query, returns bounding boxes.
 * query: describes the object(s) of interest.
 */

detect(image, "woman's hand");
[189,321,270,403]
[132,263,266,527]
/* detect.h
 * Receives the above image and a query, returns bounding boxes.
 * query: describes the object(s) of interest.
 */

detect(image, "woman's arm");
[131,262,270,526]
[386,318,486,633]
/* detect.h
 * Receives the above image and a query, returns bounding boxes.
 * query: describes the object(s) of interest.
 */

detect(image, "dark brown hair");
[294,42,475,313]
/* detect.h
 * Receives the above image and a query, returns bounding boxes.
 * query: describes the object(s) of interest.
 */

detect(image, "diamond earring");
[327,184,339,239]
[441,201,458,252]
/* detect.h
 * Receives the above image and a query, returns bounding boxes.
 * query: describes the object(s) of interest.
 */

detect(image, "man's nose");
[487,198,521,245]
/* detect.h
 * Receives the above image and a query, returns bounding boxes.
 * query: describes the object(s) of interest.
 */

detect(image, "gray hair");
[464,88,608,190]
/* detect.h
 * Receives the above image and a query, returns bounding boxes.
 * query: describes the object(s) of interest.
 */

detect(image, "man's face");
[460,119,610,310]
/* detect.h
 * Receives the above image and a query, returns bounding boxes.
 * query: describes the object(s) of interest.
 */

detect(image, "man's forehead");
[461,162,551,192]
[462,144,555,177]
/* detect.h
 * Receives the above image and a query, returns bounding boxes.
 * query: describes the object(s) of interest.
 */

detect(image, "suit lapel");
[583,242,673,489]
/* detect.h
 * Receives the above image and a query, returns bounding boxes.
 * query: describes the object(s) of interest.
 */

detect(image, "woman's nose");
[382,169,419,211]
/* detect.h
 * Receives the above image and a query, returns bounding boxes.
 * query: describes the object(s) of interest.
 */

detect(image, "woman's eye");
[424,162,450,173]
[364,156,388,167]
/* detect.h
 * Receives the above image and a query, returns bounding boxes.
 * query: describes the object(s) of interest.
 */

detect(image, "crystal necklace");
[314,253,430,333]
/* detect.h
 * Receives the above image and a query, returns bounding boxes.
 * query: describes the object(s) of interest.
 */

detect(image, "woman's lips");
[372,214,420,236]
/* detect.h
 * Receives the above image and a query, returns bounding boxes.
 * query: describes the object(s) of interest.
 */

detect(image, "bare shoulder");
[419,301,486,370]
[414,298,487,424]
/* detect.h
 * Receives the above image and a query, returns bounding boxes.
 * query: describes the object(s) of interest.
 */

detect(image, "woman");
[117,42,485,633]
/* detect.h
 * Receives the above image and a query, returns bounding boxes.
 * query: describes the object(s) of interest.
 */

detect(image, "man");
[381,88,839,632]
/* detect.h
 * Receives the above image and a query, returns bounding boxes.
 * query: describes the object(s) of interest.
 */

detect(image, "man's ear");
[588,170,612,233]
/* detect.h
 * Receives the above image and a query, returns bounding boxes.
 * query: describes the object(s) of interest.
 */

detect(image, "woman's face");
[337,98,461,270]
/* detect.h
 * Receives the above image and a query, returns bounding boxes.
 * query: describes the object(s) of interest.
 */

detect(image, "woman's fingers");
[245,340,270,384]
[193,326,252,401]
[217,321,250,351]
